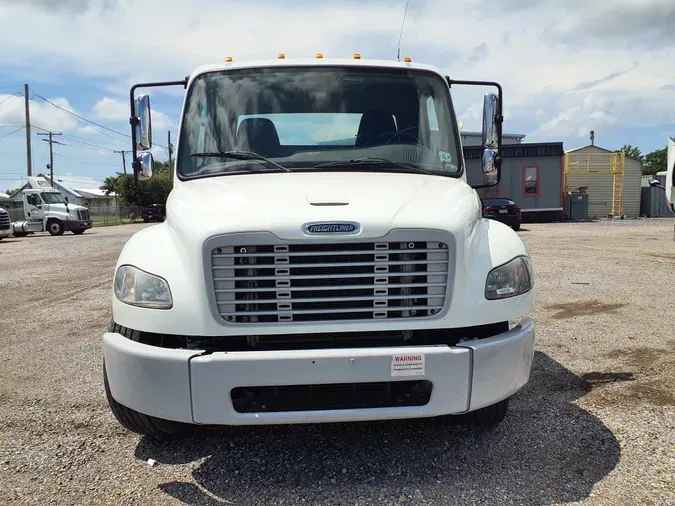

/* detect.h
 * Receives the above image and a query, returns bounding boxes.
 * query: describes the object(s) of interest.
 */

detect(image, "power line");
[29,125,128,155]
[113,150,128,173]
[38,131,62,186]
[61,131,128,151]
[58,134,118,153]
[32,91,131,140]
[0,92,22,108]
[53,153,121,168]
[0,126,24,141]
[31,89,169,150]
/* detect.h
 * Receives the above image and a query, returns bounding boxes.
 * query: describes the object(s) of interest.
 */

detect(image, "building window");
[523,165,539,196]
[483,171,499,197]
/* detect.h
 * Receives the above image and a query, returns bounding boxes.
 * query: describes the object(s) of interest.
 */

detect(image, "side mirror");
[138,152,154,181]
[65,197,69,203]
[481,93,500,150]
[648,178,664,189]
[482,148,497,174]
[134,94,152,151]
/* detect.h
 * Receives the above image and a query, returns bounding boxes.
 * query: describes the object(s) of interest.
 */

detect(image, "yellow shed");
[564,144,643,218]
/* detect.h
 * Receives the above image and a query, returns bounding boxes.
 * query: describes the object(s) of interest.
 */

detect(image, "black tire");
[47,219,64,236]
[513,223,521,231]
[13,232,28,238]
[437,397,510,426]
[72,229,85,235]
[461,397,510,424]
[143,218,149,223]
[103,362,190,438]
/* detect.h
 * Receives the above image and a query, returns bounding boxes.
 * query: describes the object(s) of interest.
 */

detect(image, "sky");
[1,0,675,192]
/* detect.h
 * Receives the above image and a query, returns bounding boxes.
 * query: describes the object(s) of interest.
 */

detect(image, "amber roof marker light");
[353,53,361,59]
[278,53,285,59]
[225,56,232,62]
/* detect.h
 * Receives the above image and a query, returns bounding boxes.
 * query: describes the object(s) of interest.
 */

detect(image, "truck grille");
[209,234,451,324]
[0,211,10,230]
[77,209,90,221]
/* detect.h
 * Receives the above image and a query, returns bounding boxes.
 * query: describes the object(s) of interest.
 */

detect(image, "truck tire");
[437,397,510,426]
[461,397,510,424]
[47,219,64,236]
[103,363,190,438]
[13,232,28,238]
[72,230,85,235]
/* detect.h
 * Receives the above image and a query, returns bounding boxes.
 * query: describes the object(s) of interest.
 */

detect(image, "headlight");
[485,256,533,300]
[114,265,173,309]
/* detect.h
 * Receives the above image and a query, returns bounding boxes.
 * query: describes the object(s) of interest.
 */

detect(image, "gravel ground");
[0,220,674,505]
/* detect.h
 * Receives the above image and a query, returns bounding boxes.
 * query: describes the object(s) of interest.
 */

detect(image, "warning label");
[391,354,425,377]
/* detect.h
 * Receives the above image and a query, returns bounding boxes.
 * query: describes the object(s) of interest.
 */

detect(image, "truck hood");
[45,202,87,214]
[166,172,481,242]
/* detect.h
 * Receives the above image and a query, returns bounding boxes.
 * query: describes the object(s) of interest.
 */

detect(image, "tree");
[643,148,667,175]
[101,169,173,207]
[4,188,20,196]
[153,160,174,174]
[101,175,119,197]
[619,144,643,162]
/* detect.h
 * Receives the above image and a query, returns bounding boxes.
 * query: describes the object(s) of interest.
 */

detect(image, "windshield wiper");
[190,151,292,172]
[313,157,438,175]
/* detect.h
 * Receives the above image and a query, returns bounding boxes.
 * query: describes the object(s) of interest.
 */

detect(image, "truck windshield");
[177,66,462,179]
[41,192,66,204]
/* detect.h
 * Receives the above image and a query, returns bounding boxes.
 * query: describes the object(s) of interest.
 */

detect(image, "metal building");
[461,131,526,147]
[640,171,672,217]
[564,145,643,218]
[464,142,565,222]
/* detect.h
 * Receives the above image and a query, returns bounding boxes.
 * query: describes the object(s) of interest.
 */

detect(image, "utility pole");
[38,131,63,186]
[24,84,32,177]
[168,131,174,177]
[113,150,127,174]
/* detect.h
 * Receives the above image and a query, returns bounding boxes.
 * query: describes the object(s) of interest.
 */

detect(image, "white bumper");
[103,318,535,425]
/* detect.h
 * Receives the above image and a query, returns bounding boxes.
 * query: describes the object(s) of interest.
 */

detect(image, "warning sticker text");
[391,354,425,377]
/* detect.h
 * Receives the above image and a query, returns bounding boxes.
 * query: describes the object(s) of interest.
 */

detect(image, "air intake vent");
[208,231,453,325]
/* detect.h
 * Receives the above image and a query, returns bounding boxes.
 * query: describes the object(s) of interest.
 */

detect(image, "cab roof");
[189,57,445,82]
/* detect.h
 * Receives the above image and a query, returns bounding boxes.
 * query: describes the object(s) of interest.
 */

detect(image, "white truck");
[103,56,536,438]
[11,176,92,237]
[648,137,675,214]
[0,206,12,240]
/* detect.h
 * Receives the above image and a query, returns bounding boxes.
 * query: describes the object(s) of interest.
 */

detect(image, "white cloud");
[0,0,673,150]
[93,97,174,130]
[0,93,79,132]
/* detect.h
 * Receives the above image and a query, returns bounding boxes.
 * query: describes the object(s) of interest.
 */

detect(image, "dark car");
[141,203,166,223]
[482,197,522,231]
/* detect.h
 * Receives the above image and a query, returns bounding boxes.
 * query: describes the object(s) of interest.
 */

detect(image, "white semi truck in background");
[11,176,92,237]
[648,137,675,214]
[0,207,12,240]
[103,55,536,438]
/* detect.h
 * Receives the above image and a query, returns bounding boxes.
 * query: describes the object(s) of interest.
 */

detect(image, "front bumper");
[103,318,535,425]
[64,220,92,231]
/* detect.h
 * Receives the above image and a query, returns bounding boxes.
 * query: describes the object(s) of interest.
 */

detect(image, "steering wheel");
[363,127,434,153]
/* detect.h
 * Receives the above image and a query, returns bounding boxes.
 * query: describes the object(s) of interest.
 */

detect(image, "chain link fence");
[1,204,152,228]
[89,206,146,227]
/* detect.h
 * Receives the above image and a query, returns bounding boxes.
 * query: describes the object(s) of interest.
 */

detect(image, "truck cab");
[0,206,11,240]
[12,177,93,237]
[649,137,675,213]
[103,56,536,438]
